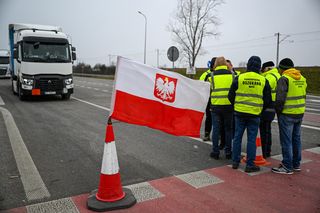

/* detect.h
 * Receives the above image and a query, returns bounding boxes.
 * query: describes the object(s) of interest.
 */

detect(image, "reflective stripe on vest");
[282,74,307,114]
[210,66,233,106]
[235,72,266,115]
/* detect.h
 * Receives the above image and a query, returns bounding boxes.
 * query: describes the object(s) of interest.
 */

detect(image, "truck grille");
[38,78,63,91]
[0,69,7,75]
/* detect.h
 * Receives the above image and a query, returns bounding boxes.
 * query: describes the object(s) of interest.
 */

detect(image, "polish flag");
[110,57,210,137]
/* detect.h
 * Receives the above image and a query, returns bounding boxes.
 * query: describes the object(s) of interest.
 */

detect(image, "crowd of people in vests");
[199,56,307,175]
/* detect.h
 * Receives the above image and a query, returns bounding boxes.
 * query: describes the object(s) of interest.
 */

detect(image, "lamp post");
[138,11,147,64]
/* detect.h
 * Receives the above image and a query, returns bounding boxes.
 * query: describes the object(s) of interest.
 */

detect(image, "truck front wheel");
[62,93,71,100]
[18,82,26,101]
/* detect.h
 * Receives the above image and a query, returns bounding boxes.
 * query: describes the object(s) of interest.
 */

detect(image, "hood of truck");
[20,61,72,75]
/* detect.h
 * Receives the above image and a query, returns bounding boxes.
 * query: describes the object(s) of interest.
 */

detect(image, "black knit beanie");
[247,56,261,73]
[261,61,275,71]
[279,58,294,70]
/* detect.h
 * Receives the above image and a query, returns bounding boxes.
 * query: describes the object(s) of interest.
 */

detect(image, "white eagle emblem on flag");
[154,73,177,102]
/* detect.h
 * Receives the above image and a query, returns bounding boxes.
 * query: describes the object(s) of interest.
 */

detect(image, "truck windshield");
[0,57,9,64]
[22,41,71,63]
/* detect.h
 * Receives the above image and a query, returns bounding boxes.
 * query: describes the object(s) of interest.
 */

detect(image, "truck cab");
[0,50,11,78]
[9,23,76,100]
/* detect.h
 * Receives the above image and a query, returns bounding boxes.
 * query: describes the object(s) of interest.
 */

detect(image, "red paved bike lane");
[2,148,320,213]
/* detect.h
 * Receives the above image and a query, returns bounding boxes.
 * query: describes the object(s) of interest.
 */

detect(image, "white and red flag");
[110,57,210,137]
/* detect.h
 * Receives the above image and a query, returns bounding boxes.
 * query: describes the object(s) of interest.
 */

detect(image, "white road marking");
[27,197,79,213]
[71,97,110,111]
[0,96,4,105]
[273,120,320,131]
[307,95,320,98]
[306,107,320,112]
[0,107,50,201]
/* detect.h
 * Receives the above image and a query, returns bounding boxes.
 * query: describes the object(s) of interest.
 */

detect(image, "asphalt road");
[0,76,319,210]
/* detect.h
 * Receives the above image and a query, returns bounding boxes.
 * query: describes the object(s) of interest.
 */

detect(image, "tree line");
[73,63,115,75]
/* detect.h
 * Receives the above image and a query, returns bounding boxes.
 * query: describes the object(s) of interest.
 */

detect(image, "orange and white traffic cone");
[241,130,271,166]
[87,118,136,211]
[253,131,271,166]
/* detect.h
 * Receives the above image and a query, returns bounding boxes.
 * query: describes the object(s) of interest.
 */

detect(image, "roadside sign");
[186,67,196,75]
[167,46,179,62]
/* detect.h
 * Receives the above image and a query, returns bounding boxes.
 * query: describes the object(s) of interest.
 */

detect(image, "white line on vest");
[310,99,320,103]
[0,107,50,201]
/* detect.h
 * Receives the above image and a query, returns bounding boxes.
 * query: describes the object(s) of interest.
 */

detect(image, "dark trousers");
[259,119,272,158]
[220,119,225,147]
[211,111,233,155]
[204,100,212,136]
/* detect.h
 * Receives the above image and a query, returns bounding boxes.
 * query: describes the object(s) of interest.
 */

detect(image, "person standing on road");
[259,61,281,158]
[272,58,307,175]
[208,56,234,160]
[199,57,216,141]
[228,56,272,173]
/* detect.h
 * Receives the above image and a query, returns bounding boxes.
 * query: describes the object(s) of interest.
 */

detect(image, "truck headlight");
[22,78,34,86]
[65,78,73,85]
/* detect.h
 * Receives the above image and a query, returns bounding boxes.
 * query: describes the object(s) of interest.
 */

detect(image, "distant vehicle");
[9,23,76,100]
[0,49,11,78]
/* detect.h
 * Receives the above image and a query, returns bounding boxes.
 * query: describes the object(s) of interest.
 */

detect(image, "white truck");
[0,49,11,78]
[9,23,76,100]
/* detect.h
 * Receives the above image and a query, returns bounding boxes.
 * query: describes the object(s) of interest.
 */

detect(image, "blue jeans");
[278,114,302,170]
[211,111,233,156]
[232,115,260,167]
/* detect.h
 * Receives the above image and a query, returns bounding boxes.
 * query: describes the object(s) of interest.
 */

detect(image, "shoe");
[203,135,210,141]
[293,167,301,172]
[232,162,239,169]
[245,165,260,173]
[226,153,232,160]
[219,144,225,150]
[210,152,219,160]
[272,164,293,175]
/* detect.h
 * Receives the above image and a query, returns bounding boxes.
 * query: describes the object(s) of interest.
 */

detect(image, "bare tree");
[168,0,224,67]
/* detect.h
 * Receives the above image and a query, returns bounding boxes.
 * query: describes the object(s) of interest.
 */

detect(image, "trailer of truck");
[9,23,76,100]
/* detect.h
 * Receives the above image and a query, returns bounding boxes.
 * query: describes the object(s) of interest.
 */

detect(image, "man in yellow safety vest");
[272,58,307,175]
[228,56,272,173]
[260,61,281,158]
[208,56,234,160]
[199,57,216,141]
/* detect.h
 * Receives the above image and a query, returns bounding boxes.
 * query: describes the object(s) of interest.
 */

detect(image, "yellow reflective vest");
[282,73,307,114]
[262,68,281,101]
[209,65,234,106]
[199,69,211,81]
[235,72,266,115]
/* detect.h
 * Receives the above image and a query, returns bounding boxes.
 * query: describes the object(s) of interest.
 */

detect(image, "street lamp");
[138,11,147,64]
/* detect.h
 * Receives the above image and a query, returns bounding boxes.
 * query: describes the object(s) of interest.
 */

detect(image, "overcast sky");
[1,0,320,68]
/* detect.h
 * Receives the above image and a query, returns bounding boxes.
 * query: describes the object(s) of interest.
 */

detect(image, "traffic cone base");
[87,188,137,212]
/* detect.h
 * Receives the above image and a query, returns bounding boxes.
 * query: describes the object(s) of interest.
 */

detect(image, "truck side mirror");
[13,49,19,59]
[71,46,76,51]
[72,52,76,61]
